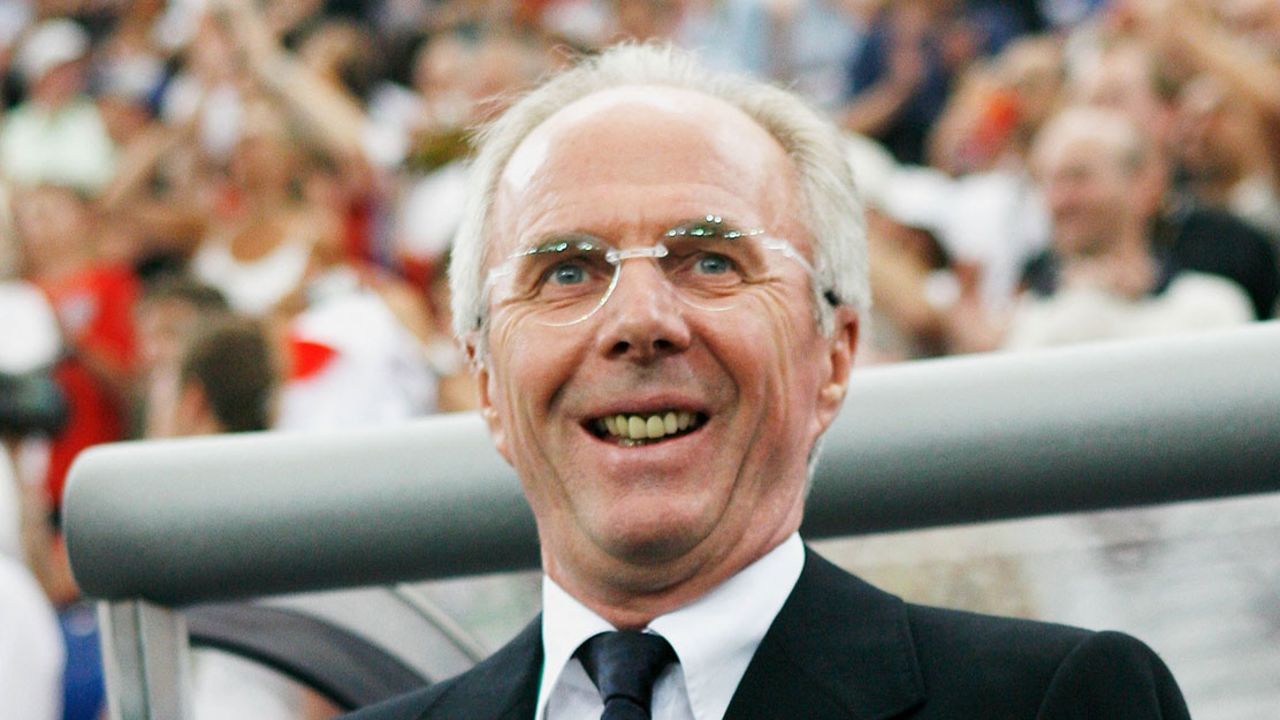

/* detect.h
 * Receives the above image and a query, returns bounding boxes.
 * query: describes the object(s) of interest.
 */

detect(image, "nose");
[1044,178,1076,217]
[593,258,692,363]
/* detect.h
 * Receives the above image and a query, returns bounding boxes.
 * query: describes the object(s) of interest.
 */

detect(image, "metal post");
[98,600,192,720]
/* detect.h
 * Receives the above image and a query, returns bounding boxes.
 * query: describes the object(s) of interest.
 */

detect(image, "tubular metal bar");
[98,600,192,720]
[389,584,490,663]
[65,323,1280,606]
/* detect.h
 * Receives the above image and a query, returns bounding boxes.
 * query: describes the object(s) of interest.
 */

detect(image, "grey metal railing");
[62,321,1280,718]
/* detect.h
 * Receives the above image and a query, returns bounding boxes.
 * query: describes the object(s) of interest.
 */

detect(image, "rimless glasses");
[484,216,837,327]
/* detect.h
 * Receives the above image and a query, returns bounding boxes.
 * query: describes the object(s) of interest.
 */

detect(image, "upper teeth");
[600,411,696,441]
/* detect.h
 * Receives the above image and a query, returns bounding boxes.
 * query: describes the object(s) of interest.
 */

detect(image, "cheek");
[735,288,824,419]
[486,312,583,423]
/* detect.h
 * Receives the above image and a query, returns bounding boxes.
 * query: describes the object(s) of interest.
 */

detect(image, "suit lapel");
[420,615,543,720]
[724,548,925,720]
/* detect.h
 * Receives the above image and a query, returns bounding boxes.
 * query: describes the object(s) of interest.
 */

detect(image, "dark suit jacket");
[343,548,1189,719]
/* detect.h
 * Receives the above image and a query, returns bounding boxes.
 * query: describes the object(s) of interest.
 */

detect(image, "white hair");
[450,42,869,346]
[1032,105,1151,175]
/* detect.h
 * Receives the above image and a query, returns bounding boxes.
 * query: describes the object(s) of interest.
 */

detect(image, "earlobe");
[477,366,513,464]
[466,335,512,463]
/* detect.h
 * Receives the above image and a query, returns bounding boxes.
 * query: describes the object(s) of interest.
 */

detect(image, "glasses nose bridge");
[610,242,676,286]
[600,242,683,307]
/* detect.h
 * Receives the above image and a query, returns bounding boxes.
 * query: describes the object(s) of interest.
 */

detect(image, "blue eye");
[549,262,588,285]
[695,254,732,275]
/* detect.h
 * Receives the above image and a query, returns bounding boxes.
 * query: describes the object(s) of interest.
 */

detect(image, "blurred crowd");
[0,0,1277,718]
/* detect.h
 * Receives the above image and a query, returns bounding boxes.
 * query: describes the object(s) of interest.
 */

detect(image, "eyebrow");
[518,231,607,256]
[664,215,758,239]
[516,214,758,255]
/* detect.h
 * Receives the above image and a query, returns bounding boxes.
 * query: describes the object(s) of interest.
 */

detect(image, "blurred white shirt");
[0,98,116,193]
[1003,272,1253,350]
[0,445,64,720]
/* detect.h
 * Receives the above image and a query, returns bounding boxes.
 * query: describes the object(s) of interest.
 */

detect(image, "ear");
[464,332,512,464]
[814,306,859,434]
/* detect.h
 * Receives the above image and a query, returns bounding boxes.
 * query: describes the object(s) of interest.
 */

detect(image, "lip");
[579,392,709,421]
[577,413,713,473]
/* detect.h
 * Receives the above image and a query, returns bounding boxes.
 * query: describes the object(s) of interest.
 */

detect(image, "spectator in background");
[273,215,441,432]
[1067,38,1278,319]
[929,33,1065,177]
[191,0,460,429]
[95,75,209,281]
[843,0,959,165]
[12,184,138,535]
[133,276,232,438]
[189,99,327,317]
[1004,106,1251,349]
[925,35,1061,313]
[854,35,1063,358]
[843,0,1020,165]
[92,0,168,149]
[0,19,116,192]
[135,278,231,377]
[157,315,277,438]
[1127,0,1280,170]
[608,0,688,43]
[1172,73,1280,242]
[394,31,549,280]
[0,444,63,720]
[158,9,246,160]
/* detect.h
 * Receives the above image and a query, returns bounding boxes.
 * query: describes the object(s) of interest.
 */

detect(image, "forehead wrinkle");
[499,87,794,208]
[508,85,783,165]
[501,87,724,192]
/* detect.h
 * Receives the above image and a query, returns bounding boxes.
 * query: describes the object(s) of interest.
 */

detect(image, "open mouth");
[587,410,708,447]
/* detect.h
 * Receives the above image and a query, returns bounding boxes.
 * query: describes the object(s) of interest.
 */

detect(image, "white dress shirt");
[537,533,804,720]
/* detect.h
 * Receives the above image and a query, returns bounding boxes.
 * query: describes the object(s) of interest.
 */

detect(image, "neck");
[31,247,92,279]
[1063,227,1158,299]
[543,511,801,630]
[243,189,290,219]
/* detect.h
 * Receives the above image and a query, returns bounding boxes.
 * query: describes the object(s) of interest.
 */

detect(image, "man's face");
[1037,135,1136,258]
[136,298,202,376]
[475,87,856,593]
[14,186,90,273]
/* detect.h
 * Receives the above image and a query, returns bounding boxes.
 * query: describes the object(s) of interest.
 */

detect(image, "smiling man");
[345,44,1188,720]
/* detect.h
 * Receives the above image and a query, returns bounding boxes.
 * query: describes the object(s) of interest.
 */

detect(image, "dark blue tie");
[576,631,676,720]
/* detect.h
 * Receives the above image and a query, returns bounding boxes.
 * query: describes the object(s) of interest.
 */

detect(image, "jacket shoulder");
[904,604,1188,718]
[338,618,542,720]
[338,682,449,720]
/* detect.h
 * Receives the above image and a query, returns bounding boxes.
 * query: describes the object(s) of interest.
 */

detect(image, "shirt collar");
[537,533,804,720]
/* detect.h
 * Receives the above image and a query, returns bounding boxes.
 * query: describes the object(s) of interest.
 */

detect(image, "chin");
[592,503,715,567]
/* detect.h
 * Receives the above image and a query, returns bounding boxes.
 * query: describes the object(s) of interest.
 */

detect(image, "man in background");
[1007,105,1252,349]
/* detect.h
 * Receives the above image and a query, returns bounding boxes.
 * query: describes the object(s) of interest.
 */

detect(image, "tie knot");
[576,631,676,717]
